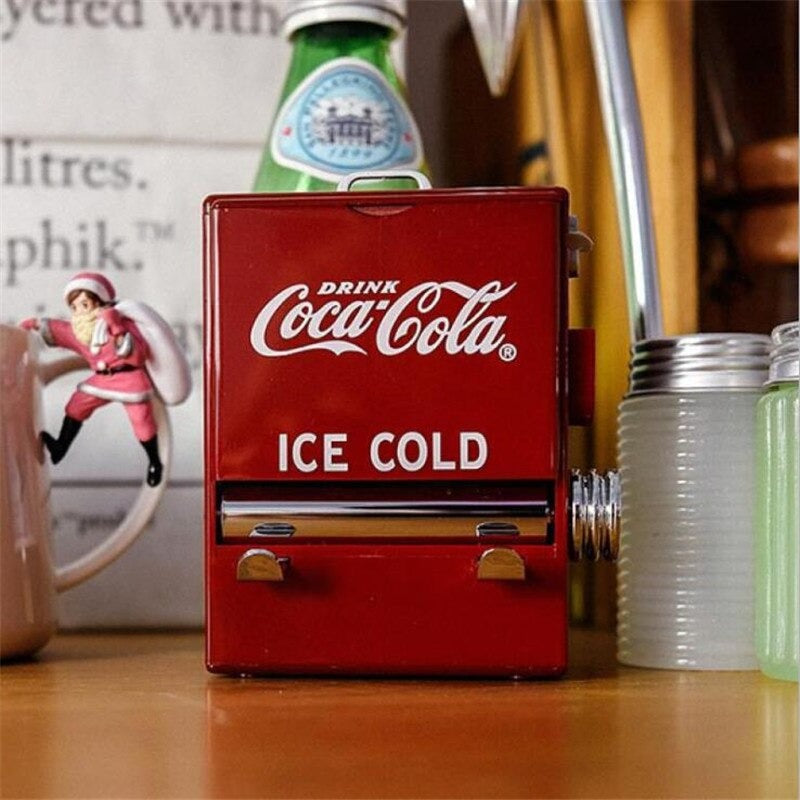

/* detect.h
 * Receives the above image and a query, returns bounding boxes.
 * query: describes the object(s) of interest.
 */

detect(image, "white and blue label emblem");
[270,57,423,182]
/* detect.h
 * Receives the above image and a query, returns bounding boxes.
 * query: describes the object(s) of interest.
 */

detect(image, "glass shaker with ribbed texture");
[755,322,799,681]
[617,334,771,669]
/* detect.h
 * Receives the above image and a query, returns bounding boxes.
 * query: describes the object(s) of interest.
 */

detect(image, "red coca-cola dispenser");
[204,177,618,677]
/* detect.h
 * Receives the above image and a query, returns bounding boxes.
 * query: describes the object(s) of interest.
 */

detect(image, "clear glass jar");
[755,322,799,681]
[617,334,771,669]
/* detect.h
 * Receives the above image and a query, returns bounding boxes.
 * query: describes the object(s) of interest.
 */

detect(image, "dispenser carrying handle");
[336,170,432,191]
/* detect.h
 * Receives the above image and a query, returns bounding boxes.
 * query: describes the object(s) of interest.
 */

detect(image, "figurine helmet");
[63,272,116,305]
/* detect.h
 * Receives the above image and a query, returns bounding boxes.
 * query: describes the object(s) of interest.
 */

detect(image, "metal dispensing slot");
[220,498,550,543]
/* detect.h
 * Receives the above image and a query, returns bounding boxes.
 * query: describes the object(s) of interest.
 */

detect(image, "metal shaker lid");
[627,333,771,395]
[282,0,406,38]
[767,321,799,384]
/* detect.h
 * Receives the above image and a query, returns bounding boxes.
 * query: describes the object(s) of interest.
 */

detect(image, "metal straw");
[584,0,663,341]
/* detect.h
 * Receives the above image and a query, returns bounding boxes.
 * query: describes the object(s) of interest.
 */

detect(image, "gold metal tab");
[476,548,526,581]
[236,549,289,582]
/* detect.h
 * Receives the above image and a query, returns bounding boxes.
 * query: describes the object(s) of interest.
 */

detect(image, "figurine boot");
[141,436,163,487]
[42,416,83,464]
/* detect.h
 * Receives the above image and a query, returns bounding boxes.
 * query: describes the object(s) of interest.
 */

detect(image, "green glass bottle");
[755,322,799,681]
[254,0,429,192]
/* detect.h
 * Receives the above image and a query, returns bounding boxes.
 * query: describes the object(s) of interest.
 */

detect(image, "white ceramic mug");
[0,324,171,659]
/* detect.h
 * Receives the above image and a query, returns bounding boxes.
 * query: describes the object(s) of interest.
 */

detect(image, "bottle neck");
[285,21,396,83]
[292,20,394,43]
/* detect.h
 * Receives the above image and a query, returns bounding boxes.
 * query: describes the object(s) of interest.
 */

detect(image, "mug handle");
[39,356,172,592]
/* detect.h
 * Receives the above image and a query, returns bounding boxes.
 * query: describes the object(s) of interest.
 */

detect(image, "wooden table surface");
[1,629,796,799]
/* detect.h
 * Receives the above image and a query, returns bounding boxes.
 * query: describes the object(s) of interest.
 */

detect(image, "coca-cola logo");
[249,280,518,360]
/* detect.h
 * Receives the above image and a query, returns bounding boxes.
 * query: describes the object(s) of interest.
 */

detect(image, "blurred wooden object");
[739,201,798,265]
[738,135,798,192]
[737,137,798,271]
[700,136,798,332]
[698,2,798,334]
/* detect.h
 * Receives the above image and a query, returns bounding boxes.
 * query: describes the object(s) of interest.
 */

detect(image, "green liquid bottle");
[755,322,799,681]
[254,0,429,192]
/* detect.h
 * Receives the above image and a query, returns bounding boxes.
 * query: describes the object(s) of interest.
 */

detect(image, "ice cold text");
[278,431,489,474]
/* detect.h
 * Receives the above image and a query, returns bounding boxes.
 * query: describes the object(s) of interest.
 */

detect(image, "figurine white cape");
[115,299,192,406]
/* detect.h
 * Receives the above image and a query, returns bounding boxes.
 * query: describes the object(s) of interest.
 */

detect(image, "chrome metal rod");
[221,500,550,518]
[584,0,663,342]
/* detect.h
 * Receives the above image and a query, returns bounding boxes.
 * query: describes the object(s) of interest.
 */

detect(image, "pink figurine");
[20,272,191,486]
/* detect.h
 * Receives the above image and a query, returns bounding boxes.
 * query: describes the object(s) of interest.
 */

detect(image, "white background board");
[1,0,291,627]
[0,0,439,628]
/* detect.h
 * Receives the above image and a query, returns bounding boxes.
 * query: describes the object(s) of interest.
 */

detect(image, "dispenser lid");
[627,333,771,395]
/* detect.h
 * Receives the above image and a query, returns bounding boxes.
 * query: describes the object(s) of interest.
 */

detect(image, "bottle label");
[270,57,423,183]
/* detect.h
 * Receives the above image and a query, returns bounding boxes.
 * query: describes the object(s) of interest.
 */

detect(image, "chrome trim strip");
[222,500,549,517]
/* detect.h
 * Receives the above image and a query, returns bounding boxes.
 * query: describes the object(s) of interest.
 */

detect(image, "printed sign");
[249,279,516,358]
